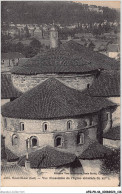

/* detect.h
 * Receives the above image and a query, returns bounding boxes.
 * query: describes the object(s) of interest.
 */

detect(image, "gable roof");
[1,74,23,99]
[88,70,120,97]
[18,146,77,168]
[1,52,25,60]
[1,78,116,120]
[11,40,119,75]
[78,141,113,160]
[103,126,120,140]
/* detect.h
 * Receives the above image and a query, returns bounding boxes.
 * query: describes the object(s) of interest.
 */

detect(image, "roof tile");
[1,78,116,119]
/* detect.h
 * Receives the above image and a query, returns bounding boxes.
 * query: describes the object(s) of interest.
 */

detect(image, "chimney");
[50,23,58,49]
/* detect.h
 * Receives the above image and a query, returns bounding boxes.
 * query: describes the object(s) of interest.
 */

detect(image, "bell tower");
[50,23,58,49]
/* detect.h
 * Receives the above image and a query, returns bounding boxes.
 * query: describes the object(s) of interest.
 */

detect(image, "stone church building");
[1,25,119,157]
[2,78,116,156]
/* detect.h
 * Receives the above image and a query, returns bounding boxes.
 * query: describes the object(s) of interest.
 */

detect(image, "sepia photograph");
[1,0,120,188]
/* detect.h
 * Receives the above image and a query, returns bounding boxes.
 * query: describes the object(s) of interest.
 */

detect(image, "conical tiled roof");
[1,74,23,99]
[78,141,113,160]
[88,70,120,97]
[103,126,120,140]
[1,78,116,119]
[11,41,119,75]
[18,146,77,168]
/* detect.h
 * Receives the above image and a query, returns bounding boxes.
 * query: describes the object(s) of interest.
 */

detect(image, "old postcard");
[1,0,121,189]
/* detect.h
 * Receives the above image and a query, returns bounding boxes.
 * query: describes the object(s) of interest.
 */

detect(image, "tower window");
[20,122,24,131]
[77,133,84,145]
[43,122,48,132]
[67,120,72,130]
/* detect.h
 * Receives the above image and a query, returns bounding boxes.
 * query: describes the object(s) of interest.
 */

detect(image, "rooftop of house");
[18,146,78,168]
[1,78,116,120]
[1,147,19,162]
[1,52,25,60]
[1,74,23,99]
[78,141,113,160]
[1,135,19,162]
[11,40,119,75]
[103,126,120,140]
[88,70,120,97]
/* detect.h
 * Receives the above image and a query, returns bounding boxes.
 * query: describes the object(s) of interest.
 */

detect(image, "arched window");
[77,133,84,145]
[89,116,93,126]
[55,136,63,147]
[12,134,18,145]
[106,112,111,120]
[43,122,48,132]
[20,122,24,131]
[87,84,90,89]
[103,112,111,121]
[67,120,72,130]
[30,136,38,148]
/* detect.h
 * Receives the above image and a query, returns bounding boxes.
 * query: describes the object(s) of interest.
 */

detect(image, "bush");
[101,149,120,174]
[30,38,41,49]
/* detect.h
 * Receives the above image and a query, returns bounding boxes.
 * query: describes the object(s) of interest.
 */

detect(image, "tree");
[24,25,30,38]
[15,42,24,53]
[23,45,39,58]
[30,38,41,49]
[101,149,120,174]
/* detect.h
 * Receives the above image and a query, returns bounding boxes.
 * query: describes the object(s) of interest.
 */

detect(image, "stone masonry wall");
[2,115,98,134]
[2,115,98,156]
[11,73,95,93]
[108,97,120,127]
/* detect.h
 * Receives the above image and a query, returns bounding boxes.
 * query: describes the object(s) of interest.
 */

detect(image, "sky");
[74,1,120,9]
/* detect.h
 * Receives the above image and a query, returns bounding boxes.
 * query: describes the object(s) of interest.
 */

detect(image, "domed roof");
[11,41,119,75]
[1,78,116,120]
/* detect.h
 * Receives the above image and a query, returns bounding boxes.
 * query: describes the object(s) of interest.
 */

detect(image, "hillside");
[1,1,119,25]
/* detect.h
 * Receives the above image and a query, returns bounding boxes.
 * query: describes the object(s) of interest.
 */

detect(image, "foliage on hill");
[1,1,119,25]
